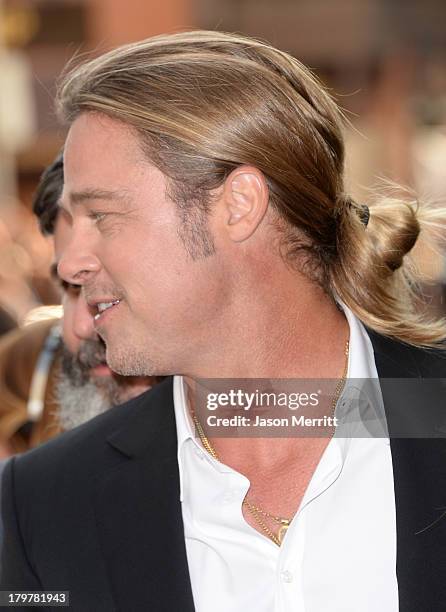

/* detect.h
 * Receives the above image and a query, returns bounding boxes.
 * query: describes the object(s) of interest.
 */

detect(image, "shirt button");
[280,570,294,583]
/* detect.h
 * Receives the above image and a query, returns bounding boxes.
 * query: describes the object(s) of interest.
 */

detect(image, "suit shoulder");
[7,377,174,534]
[367,328,446,378]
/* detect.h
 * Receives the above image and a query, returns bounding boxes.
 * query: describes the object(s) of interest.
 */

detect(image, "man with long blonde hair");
[2,31,446,611]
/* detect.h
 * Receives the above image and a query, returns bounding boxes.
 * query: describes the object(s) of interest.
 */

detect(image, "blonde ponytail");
[331,192,446,347]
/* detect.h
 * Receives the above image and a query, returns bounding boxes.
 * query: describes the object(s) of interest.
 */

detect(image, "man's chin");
[104,349,129,375]
[106,345,159,377]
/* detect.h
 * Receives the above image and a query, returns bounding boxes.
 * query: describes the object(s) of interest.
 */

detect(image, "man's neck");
[183,278,349,380]
[179,275,350,522]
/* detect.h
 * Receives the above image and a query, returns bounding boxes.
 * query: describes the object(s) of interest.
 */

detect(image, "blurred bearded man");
[2,31,446,612]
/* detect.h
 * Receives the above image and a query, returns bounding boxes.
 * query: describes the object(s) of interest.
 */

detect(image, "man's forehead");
[64,112,145,170]
[62,113,161,204]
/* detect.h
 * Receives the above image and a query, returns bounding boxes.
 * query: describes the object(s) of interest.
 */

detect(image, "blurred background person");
[0,153,157,457]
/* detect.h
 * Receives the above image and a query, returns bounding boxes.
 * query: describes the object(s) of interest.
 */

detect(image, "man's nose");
[57,238,101,286]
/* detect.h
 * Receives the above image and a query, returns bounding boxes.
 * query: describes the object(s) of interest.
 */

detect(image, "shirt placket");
[274,438,344,612]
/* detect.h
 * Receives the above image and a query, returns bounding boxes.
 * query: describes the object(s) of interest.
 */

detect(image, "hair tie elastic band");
[340,199,370,228]
[356,204,370,227]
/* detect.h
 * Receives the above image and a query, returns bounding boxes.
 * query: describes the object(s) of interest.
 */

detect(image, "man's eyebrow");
[64,188,131,206]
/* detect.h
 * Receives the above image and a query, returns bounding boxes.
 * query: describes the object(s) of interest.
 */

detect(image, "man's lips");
[88,298,122,322]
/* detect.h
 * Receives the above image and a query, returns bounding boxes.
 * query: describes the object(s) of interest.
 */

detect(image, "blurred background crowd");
[0,0,445,454]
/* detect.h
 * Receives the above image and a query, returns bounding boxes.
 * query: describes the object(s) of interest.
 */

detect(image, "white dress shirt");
[173,308,398,611]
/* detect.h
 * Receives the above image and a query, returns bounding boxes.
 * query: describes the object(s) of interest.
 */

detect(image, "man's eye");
[88,211,107,222]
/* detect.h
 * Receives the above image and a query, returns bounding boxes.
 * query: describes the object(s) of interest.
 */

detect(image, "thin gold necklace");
[192,339,349,547]
[192,413,290,546]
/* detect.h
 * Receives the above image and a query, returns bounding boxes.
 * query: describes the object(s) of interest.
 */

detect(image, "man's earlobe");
[224,166,269,242]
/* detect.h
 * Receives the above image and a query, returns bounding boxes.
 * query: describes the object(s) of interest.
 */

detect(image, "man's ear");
[222,166,269,242]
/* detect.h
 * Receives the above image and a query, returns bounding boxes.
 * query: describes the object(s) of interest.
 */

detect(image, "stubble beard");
[101,329,165,377]
[106,345,161,377]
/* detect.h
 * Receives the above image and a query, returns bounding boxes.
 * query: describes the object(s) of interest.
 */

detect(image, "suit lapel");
[93,378,195,612]
[369,331,446,611]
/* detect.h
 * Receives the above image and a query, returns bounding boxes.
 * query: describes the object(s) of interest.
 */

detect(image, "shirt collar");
[173,375,198,501]
[341,302,378,379]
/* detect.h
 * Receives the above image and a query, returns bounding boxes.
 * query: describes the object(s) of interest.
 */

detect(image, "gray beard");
[54,341,140,430]
[55,375,111,430]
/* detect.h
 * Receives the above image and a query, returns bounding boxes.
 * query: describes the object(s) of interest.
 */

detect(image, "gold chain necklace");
[192,413,290,546]
[191,339,349,547]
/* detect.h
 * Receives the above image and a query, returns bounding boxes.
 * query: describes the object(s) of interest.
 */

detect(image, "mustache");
[83,284,125,304]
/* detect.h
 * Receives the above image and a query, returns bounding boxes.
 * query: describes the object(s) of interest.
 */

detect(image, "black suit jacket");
[1,331,446,611]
